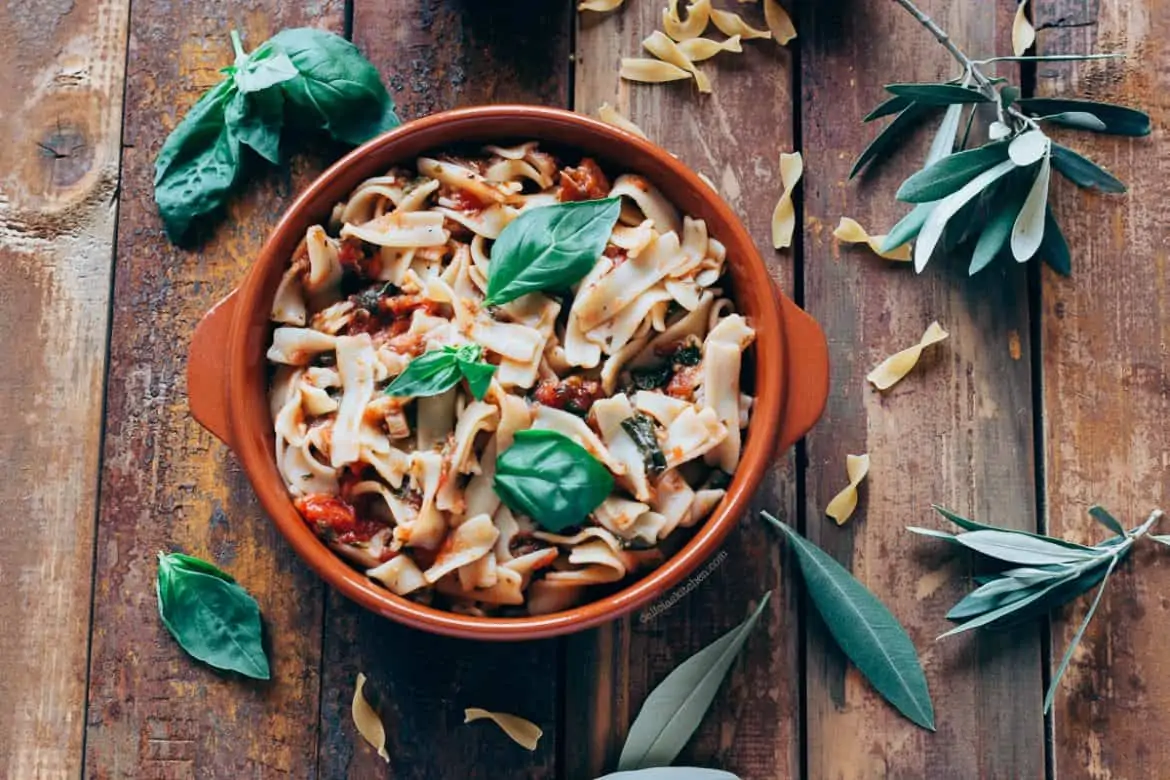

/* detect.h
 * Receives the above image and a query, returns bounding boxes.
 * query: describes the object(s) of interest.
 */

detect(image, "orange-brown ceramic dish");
[187,105,828,641]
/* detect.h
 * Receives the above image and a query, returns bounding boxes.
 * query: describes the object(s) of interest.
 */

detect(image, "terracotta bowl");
[187,105,829,641]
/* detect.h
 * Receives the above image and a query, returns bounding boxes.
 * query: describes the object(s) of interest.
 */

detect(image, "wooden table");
[3,0,1166,777]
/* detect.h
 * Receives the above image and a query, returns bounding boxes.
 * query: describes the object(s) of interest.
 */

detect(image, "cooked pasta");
[266,142,755,615]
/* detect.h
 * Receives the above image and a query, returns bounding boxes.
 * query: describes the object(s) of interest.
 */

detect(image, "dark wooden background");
[1,0,1166,777]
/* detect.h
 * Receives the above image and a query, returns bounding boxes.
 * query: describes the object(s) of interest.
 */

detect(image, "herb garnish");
[617,593,771,771]
[910,504,1165,712]
[483,197,621,306]
[493,429,614,531]
[762,513,936,730]
[385,344,496,401]
[156,551,270,680]
[154,28,399,242]
[855,0,1151,275]
[621,413,667,476]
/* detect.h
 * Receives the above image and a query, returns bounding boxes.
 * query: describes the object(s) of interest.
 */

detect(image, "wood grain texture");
[84,4,346,777]
[800,1,1045,777]
[1036,1,1170,776]
[0,0,128,777]
[569,6,800,778]
[312,3,571,777]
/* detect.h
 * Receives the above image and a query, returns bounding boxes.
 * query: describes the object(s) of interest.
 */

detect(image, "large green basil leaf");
[156,552,270,680]
[224,87,284,165]
[484,197,621,306]
[154,120,241,242]
[231,38,298,94]
[385,344,495,400]
[268,27,400,146]
[494,430,614,531]
[154,79,235,186]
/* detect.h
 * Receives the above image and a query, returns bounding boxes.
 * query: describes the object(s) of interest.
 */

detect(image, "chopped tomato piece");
[665,364,703,400]
[557,158,611,202]
[338,238,382,280]
[294,493,384,543]
[534,375,606,415]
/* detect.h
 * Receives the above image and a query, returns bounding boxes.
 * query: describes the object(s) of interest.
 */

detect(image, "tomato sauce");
[557,158,611,202]
[294,493,384,544]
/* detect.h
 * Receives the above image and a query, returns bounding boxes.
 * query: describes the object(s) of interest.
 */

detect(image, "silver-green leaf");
[1088,506,1126,537]
[914,159,1016,272]
[1010,152,1051,262]
[1043,556,1119,713]
[952,529,1097,566]
[616,593,771,770]
[596,769,740,780]
[762,513,935,731]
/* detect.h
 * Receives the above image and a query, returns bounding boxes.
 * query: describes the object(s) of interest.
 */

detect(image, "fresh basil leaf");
[1088,506,1126,537]
[154,122,241,241]
[494,430,614,531]
[617,594,770,771]
[484,198,621,306]
[1038,206,1072,276]
[863,94,914,122]
[932,505,1098,552]
[884,82,990,105]
[1015,97,1151,136]
[455,356,496,401]
[879,203,935,253]
[268,27,400,146]
[598,770,741,780]
[1043,555,1119,713]
[156,552,270,679]
[849,103,932,179]
[224,88,284,165]
[621,413,666,476]
[154,80,235,186]
[233,42,298,93]
[762,513,935,731]
[970,181,1027,275]
[896,141,1011,203]
[385,349,464,399]
[1049,143,1126,194]
[165,552,237,583]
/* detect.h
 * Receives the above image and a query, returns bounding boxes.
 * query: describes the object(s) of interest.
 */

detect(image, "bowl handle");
[187,289,238,448]
[776,294,829,452]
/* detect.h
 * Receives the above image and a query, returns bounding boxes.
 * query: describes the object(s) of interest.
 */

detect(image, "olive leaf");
[896,142,1011,203]
[914,159,1017,272]
[880,203,934,253]
[863,94,914,122]
[1015,97,1151,136]
[597,770,740,780]
[969,181,1028,275]
[884,82,990,105]
[850,103,933,179]
[1050,143,1126,194]
[762,513,936,731]
[1039,111,1107,132]
[1038,207,1072,276]
[1010,151,1051,262]
[925,101,964,167]
[617,593,771,771]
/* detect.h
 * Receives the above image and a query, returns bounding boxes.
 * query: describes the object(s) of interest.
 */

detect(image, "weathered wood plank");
[568,6,800,778]
[0,0,128,776]
[84,4,345,777]
[800,1,1045,776]
[1036,1,1170,776]
[314,3,572,777]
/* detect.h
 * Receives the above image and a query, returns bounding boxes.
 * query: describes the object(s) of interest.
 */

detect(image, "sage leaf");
[484,198,621,306]
[932,505,1097,551]
[1038,207,1071,276]
[885,82,991,105]
[1089,505,1126,537]
[494,430,614,531]
[1016,97,1151,136]
[598,770,740,780]
[1040,111,1107,132]
[617,593,771,770]
[1043,555,1119,713]
[1050,143,1126,193]
[970,183,1027,275]
[863,94,914,122]
[850,103,932,179]
[156,552,270,679]
[762,513,935,731]
[925,102,964,167]
[879,203,934,253]
[952,529,1096,565]
[1010,153,1051,262]
[896,142,1011,203]
[914,159,1016,272]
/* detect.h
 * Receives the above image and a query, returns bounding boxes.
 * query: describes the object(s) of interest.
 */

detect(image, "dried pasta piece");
[710,7,771,39]
[825,453,870,525]
[578,0,623,11]
[620,58,693,84]
[763,0,797,45]
[663,0,712,41]
[643,30,711,93]
[1012,0,1035,56]
[832,217,911,261]
[598,103,648,139]
[464,708,543,751]
[677,34,742,62]
[352,673,389,763]
[771,151,802,249]
[866,321,950,391]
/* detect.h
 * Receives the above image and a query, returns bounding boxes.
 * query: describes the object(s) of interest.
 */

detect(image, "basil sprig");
[156,552,270,680]
[154,28,399,242]
[493,430,614,531]
[484,197,621,306]
[385,344,496,401]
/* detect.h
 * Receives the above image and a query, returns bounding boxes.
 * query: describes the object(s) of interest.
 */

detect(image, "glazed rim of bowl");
[227,105,785,640]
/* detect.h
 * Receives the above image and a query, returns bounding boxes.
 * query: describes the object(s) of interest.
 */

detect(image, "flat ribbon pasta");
[825,453,870,525]
[710,7,771,39]
[578,0,624,10]
[598,103,649,139]
[677,34,742,62]
[642,30,711,93]
[833,217,911,261]
[662,0,712,40]
[764,0,797,45]
[866,321,950,390]
[463,709,543,751]
[352,674,390,763]
[620,58,692,84]
[771,151,802,249]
